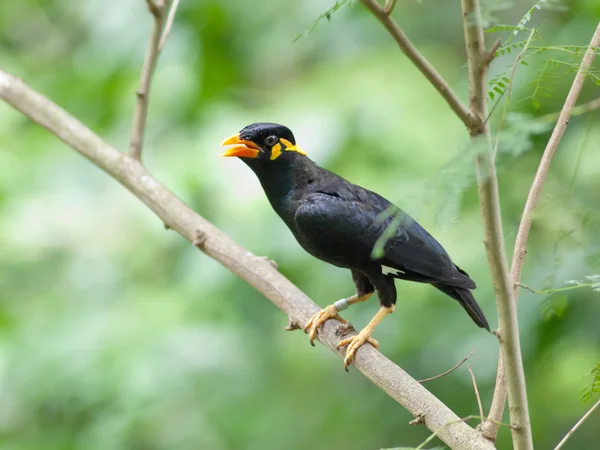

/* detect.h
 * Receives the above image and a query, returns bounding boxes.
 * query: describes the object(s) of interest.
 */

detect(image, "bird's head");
[221,123,306,164]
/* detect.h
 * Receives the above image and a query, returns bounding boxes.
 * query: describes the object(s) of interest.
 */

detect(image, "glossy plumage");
[223,122,490,343]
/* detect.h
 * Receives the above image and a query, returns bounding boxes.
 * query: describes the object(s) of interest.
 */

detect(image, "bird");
[221,122,490,370]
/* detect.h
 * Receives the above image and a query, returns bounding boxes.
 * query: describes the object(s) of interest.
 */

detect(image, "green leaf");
[294,0,353,43]
[532,98,540,109]
[581,363,600,403]
[489,91,495,100]
[541,294,568,320]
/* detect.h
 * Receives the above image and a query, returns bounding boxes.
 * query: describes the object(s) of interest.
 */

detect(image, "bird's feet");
[304,305,346,346]
[337,329,379,371]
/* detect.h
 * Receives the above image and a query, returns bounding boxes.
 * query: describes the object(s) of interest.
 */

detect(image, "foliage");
[294,0,354,42]
[581,363,600,404]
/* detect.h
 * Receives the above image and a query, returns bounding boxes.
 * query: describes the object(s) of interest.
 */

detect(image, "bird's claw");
[337,332,379,371]
[304,305,346,346]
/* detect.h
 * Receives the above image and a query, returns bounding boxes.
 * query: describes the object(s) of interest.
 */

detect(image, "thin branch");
[491,28,536,158]
[383,0,397,15]
[159,0,181,51]
[461,0,533,448]
[468,365,485,424]
[539,96,600,123]
[484,39,502,66]
[0,69,496,450]
[129,0,168,160]
[518,282,595,295]
[483,21,600,442]
[415,415,513,450]
[360,0,480,130]
[418,350,474,383]
[554,398,600,450]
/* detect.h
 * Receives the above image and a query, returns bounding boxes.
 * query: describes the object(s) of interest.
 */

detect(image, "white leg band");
[334,298,350,311]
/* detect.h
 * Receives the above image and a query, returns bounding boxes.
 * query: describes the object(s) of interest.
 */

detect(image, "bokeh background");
[1,0,599,449]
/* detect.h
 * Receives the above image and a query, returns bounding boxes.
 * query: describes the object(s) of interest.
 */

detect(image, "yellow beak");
[220,133,260,159]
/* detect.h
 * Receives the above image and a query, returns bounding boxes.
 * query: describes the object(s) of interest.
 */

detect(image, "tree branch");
[0,69,496,450]
[159,0,181,51]
[540,96,600,123]
[129,0,168,160]
[461,1,533,448]
[418,350,474,383]
[360,0,480,130]
[554,398,600,450]
[468,365,485,424]
[483,20,600,442]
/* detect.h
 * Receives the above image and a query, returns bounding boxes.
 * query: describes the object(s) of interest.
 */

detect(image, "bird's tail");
[433,284,490,331]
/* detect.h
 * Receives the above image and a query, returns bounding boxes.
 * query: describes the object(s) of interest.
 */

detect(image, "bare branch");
[484,39,502,66]
[383,0,397,15]
[512,22,600,298]
[159,0,181,51]
[468,365,485,424]
[540,96,600,123]
[418,350,474,383]
[416,415,513,450]
[461,0,533,448]
[554,398,600,450]
[129,0,168,160]
[360,0,479,130]
[0,69,496,450]
[483,21,600,442]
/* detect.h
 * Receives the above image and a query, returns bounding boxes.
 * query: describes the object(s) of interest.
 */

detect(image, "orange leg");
[337,305,395,370]
[304,293,373,346]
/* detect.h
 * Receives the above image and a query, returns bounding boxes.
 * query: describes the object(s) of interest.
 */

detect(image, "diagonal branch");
[360,0,480,130]
[159,0,181,51]
[482,20,600,442]
[554,398,600,450]
[129,0,168,160]
[0,69,496,450]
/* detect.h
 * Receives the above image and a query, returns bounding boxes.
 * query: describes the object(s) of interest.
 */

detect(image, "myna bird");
[221,123,490,370]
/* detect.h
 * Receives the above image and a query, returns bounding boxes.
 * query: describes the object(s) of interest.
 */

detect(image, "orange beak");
[221,133,261,159]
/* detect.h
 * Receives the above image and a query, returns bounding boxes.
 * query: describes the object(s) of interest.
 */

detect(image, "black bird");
[221,123,490,370]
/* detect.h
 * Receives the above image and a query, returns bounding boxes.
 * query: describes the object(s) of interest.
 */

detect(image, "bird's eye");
[264,135,278,147]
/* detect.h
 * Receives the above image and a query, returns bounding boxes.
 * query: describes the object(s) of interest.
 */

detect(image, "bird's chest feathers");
[258,167,314,223]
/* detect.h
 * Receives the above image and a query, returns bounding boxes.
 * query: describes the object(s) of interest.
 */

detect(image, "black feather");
[433,283,490,331]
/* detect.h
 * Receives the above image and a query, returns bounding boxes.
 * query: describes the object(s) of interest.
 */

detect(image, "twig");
[415,415,514,450]
[539,96,600,123]
[159,0,181,51]
[518,282,595,295]
[383,0,397,15]
[418,350,474,383]
[554,398,600,450]
[0,69,496,450]
[129,0,168,160]
[483,21,600,443]
[468,365,484,424]
[491,28,536,158]
[484,39,502,66]
[461,0,533,448]
[360,0,480,130]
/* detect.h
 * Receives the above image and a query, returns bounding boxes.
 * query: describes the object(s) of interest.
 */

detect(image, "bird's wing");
[381,214,476,289]
[293,191,386,264]
[294,182,474,289]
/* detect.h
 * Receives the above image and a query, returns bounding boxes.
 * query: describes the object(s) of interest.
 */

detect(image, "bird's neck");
[245,156,319,221]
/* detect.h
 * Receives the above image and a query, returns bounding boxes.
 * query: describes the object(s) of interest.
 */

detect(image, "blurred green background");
[1,0,599,449]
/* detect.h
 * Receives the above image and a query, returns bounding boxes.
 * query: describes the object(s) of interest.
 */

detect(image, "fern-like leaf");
[581,363,600,404]
[294,0,354,43]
